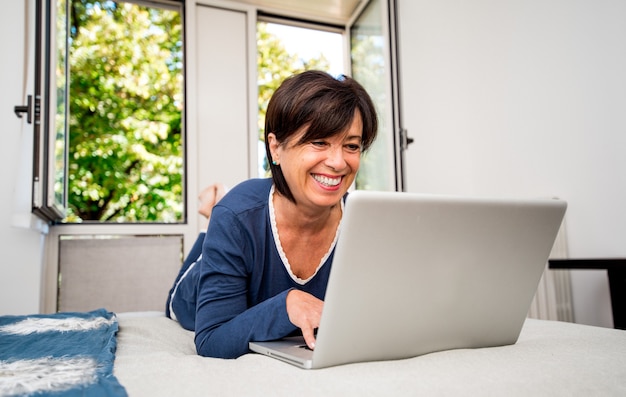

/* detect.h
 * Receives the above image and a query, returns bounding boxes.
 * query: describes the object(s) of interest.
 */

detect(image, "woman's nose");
[325,145,347,170]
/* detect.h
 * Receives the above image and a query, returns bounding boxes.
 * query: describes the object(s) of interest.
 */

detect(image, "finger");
[301,326,316,350]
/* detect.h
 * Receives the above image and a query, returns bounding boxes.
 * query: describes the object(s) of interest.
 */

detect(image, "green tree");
[66,0,183,222]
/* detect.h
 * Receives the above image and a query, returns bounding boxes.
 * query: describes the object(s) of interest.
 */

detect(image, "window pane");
[351,0,396,191]
[54,0,69,216]
[257,21,344,177]
[65,0,184,223]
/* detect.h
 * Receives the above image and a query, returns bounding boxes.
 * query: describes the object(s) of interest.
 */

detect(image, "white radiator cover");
[528,221,574,322]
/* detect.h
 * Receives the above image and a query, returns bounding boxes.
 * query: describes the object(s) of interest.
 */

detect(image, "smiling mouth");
[312,174,342,187]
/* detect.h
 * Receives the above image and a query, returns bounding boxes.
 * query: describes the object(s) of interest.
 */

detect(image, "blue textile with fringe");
[0,308,127,397]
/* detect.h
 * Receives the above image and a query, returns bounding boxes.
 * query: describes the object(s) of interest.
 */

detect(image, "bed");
[2,310,625,396]
[114,312,626,396]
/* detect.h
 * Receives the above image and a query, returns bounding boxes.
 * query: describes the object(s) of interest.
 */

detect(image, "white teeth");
[313,174,341,187]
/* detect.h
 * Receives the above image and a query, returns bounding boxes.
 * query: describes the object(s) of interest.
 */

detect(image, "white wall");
[397,0,625,327]
[3,0,624,325]
[0,1,46,315]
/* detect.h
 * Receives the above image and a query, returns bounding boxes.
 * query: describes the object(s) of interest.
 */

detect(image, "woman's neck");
[272,191,341,234]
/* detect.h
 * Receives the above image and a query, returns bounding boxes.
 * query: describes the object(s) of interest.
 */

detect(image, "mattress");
[114,313,626,396]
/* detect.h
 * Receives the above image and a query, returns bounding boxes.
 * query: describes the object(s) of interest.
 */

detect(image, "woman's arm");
[193,206,297,359]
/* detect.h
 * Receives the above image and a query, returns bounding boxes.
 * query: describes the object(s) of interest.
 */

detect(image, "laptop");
[249,190,567,369]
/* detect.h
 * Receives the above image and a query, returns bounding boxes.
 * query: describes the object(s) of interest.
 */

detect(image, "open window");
[22,0,68,222]
[28,0,185,224]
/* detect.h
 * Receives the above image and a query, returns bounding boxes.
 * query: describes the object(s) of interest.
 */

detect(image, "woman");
[166,70,378,359]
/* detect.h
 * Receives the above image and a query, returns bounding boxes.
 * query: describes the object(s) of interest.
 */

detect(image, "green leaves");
[66,1,182,222]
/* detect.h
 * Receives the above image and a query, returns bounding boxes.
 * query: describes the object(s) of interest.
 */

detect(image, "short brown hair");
[264,70,378,202]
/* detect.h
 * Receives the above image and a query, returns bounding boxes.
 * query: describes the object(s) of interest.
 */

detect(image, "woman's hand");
[285,289,324,350]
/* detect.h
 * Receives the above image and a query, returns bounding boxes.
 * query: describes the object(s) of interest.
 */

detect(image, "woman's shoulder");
[228,178,272,200]
[230,177,272,192]
[218,178,272,214]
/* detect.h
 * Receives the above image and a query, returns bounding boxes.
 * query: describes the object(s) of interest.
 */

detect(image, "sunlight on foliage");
[66,0,182,222]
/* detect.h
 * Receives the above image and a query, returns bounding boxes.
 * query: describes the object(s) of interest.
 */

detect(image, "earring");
[272,160,278,166]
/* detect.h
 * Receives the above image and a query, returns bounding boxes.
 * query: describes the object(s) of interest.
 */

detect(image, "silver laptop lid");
[309,191,566,368]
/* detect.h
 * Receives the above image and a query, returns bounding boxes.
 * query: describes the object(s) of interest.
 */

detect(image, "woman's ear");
[267,133,279,164]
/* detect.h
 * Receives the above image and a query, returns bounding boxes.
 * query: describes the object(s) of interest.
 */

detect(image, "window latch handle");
[400,128,414,150]
[14,95,33,124]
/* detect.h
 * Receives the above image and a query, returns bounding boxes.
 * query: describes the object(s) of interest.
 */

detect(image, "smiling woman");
[166,70,378,359]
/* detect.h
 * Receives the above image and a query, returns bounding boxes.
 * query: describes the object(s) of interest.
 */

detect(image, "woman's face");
[269,112,363,211]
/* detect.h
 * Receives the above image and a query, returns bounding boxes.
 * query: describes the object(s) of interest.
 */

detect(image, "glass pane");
[350,0,396,191]
[64,0,184,223]
[257,21,344,177]
[53,0,68,214]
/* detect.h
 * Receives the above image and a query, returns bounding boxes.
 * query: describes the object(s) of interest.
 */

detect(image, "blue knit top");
[172,178,339,358]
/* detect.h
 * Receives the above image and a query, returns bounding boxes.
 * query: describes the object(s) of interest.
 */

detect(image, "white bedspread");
[114,313,626,396]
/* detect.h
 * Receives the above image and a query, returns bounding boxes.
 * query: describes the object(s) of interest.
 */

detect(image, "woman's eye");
[311,141,327,147]
[346,144,362,152]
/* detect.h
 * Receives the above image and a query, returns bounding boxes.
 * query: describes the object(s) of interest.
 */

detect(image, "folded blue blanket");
[0,308,127,397]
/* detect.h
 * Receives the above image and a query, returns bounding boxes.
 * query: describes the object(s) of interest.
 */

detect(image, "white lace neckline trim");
[269,185,342,285]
